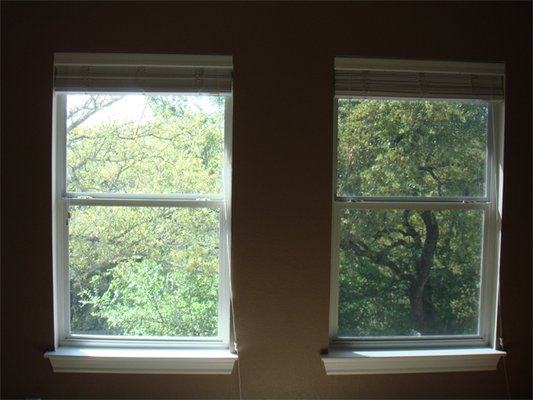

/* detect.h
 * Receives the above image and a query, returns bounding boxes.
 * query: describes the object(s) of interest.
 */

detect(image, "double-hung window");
[46,53,236,374]
[324,58,506,374]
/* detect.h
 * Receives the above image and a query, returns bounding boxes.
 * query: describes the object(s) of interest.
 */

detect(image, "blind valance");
[335,58,504,100]
[54,53,233,93]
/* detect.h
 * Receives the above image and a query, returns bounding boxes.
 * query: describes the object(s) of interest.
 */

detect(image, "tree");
[337,99,487,336]
[82,259,217,336]
[66,94,225,336]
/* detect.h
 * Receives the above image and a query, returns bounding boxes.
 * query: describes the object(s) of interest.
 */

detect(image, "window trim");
[44,347,237,375]
[47,54,236,374]
[322,348,504,375]
[324,58,506,374]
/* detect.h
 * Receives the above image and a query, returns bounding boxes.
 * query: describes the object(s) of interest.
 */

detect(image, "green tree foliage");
[337,99,487,337]
[67,95,487,339]
[67,95,224,195]
[82,259,217,336]
[66,94,224,337]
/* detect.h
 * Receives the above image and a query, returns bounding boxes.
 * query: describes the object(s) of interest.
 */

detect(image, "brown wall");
[1,2,531,399]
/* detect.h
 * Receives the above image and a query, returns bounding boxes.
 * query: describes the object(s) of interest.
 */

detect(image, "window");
[323,58,505,374]
[46,53,236,374]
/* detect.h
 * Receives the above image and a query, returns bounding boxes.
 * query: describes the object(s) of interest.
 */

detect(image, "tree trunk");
[409,210,439,334]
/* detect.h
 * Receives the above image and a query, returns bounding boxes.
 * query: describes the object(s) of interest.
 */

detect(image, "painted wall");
[2,2,531,398]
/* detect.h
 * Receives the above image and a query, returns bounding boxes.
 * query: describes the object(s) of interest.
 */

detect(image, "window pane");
[338,208,482,337]
[66,94,225,195]
[68,205,220,337]
[336,99,488,198]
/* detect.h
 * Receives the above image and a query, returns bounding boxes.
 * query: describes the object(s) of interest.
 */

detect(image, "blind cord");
[230,294,243,400]
[228,238,243,400]
[491,107,510,400]
[497,290,511,399]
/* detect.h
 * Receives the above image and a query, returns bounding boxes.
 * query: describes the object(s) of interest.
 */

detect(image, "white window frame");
[45,53,236,374]
[323,58,506,374]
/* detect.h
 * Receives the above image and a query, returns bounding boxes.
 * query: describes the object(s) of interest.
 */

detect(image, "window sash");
[53,83,233,348]
[329,201,494,347]
[334,97,495,202]
[57,200,230,348]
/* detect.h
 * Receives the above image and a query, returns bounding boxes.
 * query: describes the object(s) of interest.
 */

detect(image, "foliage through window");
[331,58,504,348]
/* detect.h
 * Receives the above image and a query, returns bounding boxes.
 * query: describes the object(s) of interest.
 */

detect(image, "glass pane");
[338,208,482,337]
[336,99,488,198]
[69,206,220,337]
[66,94,225,195]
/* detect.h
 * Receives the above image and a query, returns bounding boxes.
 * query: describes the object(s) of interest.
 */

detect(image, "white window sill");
[44,347,237,374]
[322,348,505,375]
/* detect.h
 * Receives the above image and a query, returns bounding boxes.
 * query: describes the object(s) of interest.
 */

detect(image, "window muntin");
[53,54,232,348]
[330,58,504,350]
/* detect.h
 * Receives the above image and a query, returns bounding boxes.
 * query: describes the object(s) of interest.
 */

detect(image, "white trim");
[66,197,224,208]
[322,348,505,375]
[52,93,67,349]
[60,335,226,349]
[66,192,224,200]
[218,95,233,348]
[329,98,341,341]
[54,94,71,347]
[334,200,489,210]
[335,57,505,75]
[486,103,505,348]
[45,348,237,374]
[337,196,489,202]
[329,205,341,341]
[331,336,488,350]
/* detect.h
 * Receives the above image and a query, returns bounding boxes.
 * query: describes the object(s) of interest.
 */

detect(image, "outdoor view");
[65,94,225,337]
[336,99,488,337]
[66,95,488,339]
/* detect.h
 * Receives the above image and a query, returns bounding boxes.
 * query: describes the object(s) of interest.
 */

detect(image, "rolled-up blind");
[54,53,233,93]
[335,58,504,100]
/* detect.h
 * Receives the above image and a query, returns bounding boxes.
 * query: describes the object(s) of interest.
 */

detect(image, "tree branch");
[340,236,410,281]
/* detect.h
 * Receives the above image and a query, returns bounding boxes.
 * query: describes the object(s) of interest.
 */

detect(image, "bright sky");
[68,94,219,128]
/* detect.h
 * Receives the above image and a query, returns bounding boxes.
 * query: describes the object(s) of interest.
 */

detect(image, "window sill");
[44,347,238,374]
[322,348,505,375]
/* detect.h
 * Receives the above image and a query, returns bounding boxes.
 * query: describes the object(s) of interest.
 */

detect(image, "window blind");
[335,58,504,100]
[54,53,233,93]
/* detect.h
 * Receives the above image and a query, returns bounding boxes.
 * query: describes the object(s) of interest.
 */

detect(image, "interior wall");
[1,2,531,399]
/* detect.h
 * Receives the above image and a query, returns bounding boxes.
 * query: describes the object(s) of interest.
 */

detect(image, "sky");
[67,94,219,128]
